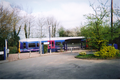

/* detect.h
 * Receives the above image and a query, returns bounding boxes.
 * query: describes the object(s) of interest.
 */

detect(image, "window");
[37,43,39,47]
[55,42,61,46]
[52,42,54,47]
[29,43,35,48]
[23,43,26,49]
[62,42,65,45]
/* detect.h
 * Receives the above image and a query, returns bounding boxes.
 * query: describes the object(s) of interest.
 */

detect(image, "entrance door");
[48,40,55,49]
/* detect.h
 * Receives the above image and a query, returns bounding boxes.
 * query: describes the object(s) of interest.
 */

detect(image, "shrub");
[79,52,86,55]
[116,50,120,56]
[94,52,100,57]
[44,45,48,53]
[60,43,63,51]
[9,46,17,54]
[94,46,120,58]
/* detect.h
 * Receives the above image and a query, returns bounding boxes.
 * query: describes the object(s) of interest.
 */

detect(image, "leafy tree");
[0,4,14,50]
[81,0,110,51]
[113,4,120,49]
[113,20,120,49]
[58,26,66,37]
[0,3,22,51]
[58,26,80,37]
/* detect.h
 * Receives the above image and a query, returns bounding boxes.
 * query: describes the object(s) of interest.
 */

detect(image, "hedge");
[9,46,18,54]
[44,45,48,53]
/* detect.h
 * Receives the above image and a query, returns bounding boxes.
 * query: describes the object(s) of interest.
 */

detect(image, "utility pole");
[111,0,113,46]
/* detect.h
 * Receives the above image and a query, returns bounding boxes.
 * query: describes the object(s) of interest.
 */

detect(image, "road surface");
[0,52,120,79]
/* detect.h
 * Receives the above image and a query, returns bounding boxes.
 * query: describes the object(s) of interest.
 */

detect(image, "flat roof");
[19,36,85,42]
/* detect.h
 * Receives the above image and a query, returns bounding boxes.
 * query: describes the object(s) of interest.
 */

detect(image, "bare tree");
[114,2,120,21]
[10,6,22,46]
[46,16,59,37]
[71,27,81,36]
[52,20,59,37]
[21,6,35,38]
[23,13,35,38]
[37,17,46,38]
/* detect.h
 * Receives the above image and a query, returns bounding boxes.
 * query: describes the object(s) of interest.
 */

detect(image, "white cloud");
[0,1,94,38]
[0,1,12,10]
[32,2,93,29]
[0,1,28,17]
[60,2,93,27]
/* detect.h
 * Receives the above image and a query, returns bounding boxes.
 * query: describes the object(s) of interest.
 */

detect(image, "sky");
[1,0,119,30]
[0,0,119,39]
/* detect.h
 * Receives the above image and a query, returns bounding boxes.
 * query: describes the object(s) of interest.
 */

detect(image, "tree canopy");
[80,0,120,51]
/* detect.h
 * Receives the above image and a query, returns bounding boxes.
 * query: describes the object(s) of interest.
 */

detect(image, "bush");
[44,45,48,53]
[79,52,86,55]
[94,46,120,58]
[116,50,120,56]
[9,46,17,54]
[60,43,63,51]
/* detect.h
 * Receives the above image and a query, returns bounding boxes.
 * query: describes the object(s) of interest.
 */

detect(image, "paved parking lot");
[7,50,90,62]
[0,51,120,79]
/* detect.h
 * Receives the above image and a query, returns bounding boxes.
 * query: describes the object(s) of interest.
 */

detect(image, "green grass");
[75,54,96,59]
[116,53,120,58]
[75,53,120,59]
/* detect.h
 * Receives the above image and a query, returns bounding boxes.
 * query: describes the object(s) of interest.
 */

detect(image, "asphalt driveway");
[0,52,120,79]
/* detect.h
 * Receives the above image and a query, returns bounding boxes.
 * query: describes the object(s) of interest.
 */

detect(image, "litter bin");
[114,44,118,49]
[108,44,118,49]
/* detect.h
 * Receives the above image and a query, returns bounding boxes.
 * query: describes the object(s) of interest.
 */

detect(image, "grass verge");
[75,53,120,60]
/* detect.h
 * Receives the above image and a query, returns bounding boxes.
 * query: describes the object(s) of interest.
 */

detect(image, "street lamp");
[49,25,51,54]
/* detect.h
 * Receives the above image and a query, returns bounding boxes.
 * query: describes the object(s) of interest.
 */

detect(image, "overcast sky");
[1,0,119,30]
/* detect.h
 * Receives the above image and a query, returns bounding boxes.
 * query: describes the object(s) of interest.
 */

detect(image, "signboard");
[44,42,49,45]
[0,49,9,55]
[7,49,9,53]
[0,51,4,55]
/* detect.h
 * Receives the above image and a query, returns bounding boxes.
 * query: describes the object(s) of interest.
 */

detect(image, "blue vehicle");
[18,37,85,53]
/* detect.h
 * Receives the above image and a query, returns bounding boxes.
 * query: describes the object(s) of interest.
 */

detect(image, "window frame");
[37,43,39,47]
[55,42,61,46]
[23,43,26,49]
[28,43,36,48]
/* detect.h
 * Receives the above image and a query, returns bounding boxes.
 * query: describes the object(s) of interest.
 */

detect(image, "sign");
[49,44,51,47]
[7,49,9,53]
[0,49,9,55]
[0,51,4,55]
[44,42,49,45]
